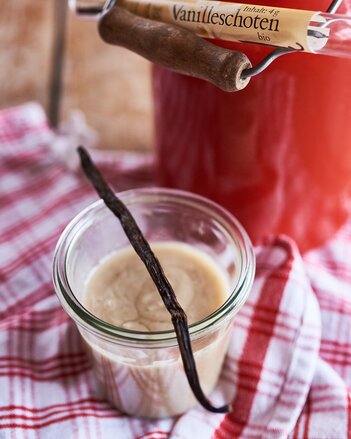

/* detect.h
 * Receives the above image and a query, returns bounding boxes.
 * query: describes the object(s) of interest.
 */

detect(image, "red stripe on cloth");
[0,352,87,366]
[315,290,351,313]
[306,392,347,406]
[319,355,351,367]
[310,384,348,391]
[0,307,66,327]
[0,166,66,211]
[219,371,312,411]
[0,185,88,244]
[225,355,320,390]
[233,320,317,349]
[1,406,116,422]
[0,282,54,320]
[0,357,90,374]
[321,343,351,359]
[322,339,351,351]
[0,413,120,430]
[221,358,311,392]
[0,319,69,333]
[0,309,70,332]
[220,369,306,404]
[16,308,64,318]
[305,259,351,282]
[215,242,293,438]
[0,398,110,414]
[234,382,296,408]
[242,300,319,328]
[317,301,351,315]
[307,405,347,413]
[0,366,91,381]
[238,307,311,339]
[216,417,266,438]
[1,234,62,276]
[0,151,47,173]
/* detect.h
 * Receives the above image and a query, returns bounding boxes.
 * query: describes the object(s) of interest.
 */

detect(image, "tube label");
[119,0,329,52]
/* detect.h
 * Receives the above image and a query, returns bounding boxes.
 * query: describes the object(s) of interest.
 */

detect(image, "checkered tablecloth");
[1,103,351,439]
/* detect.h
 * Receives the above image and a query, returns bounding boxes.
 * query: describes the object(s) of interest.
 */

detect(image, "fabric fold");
[214,238,321,438]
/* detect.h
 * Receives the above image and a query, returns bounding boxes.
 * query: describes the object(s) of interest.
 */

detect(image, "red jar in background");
[153,0,351,253]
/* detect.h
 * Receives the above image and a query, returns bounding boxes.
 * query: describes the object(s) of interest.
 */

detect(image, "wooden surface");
[0,1,53,110]
[0,0,153,151]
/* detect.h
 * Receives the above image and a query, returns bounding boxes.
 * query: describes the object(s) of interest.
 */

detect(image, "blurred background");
[0,0,154,151]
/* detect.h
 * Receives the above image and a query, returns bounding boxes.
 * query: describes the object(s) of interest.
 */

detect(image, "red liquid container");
[153,0,351,252]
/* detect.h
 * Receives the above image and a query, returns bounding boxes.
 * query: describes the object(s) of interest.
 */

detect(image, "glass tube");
[70,0,351,59]
[315,13,351,58]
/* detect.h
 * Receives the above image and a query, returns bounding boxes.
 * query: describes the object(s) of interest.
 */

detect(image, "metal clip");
[242,0,344,79]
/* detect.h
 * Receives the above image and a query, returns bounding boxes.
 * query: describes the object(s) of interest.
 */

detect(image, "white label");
[119,0,329,52]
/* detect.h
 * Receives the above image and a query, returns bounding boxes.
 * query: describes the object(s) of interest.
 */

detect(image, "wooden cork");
[98,5,251,92]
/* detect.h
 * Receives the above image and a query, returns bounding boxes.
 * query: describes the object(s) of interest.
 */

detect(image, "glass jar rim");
[52,187,255,345]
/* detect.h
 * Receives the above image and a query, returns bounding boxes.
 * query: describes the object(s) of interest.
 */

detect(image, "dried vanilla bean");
[77,146,230,414]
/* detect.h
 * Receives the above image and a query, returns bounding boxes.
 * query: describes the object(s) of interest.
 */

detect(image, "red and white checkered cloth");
[1,103,351,439]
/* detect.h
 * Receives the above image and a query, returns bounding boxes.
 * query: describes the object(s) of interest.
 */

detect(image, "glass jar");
[52,188,255,419]
[153,0,351,253]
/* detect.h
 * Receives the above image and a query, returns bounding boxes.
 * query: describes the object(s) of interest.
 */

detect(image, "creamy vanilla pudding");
[81,242,233,418]
[83,242,230,332]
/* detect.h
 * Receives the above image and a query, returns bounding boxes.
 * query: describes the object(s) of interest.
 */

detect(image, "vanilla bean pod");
[77,146,230,414]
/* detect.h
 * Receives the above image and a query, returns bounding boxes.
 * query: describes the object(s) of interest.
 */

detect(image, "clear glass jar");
[52,188,255,419]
